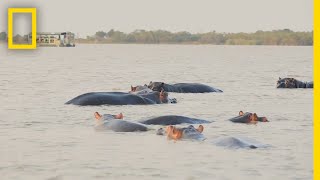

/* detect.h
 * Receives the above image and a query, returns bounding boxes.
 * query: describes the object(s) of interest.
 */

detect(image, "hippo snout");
[156,128,165,135]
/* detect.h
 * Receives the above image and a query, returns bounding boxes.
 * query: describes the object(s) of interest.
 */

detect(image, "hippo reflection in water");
[157,125,206,141]
[277,77,313,88]
[229,111,269,124]
[65,91,175,106]
[94,112,148,132]
[147,81,223,93]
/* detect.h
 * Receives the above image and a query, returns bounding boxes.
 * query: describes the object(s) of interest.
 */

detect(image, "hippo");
[157,125,206,141]
[277,77,313,88]
[212,136,270,149]
[130,85,153,95]
[138,90,177,104]
[139,115,212,125]
[229,111,269,124]
[65,92,158,106]
[94,112,148,132]
[147,81,223,93]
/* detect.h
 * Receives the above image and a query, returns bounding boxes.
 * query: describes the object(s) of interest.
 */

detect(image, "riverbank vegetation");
[0,29,313,46]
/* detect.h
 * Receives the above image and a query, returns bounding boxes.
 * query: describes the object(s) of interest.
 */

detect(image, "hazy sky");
[0,0,313,36]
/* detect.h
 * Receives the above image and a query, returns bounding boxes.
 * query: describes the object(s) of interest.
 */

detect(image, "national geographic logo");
[8,8,37,49]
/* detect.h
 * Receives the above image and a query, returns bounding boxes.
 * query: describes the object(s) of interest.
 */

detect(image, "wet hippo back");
[96,119,148,132]
[65,92,156,106]
[140,115,212,125]
[212,136,270,149]
[148,82,222,93]
[171,83,222,93]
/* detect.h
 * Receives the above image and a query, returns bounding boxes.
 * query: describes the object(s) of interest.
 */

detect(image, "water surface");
[0,45,313,180]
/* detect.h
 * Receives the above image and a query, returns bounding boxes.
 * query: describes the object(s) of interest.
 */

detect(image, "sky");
[0,0,313,36]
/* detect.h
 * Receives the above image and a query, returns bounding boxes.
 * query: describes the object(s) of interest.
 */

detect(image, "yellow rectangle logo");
[8,8,37,49]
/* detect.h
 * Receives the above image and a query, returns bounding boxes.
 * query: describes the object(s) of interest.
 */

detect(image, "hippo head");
[277,77,297,88]
[238,111,258,123]
[131,85,149,92]
[239,111,268,123]
[159,90,169,103]
[94,112,123,125]
[148,81,165,92]
[165,125,205,141]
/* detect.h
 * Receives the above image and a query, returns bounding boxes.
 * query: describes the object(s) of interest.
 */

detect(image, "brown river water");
[0,44,313,180]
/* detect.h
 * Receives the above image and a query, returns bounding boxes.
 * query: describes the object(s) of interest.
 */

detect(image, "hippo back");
[173,83,222,93]
[148,82,222,93]
[96,119,148,132]
[212,136,270,149]
[140,115,212,125]
[65,92,156,106]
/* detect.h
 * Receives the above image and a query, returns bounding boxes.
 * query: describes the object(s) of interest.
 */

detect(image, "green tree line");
[77,29,313,46]
[1,29,313,45]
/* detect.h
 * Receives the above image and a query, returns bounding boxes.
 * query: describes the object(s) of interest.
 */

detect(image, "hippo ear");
[197,125,204,133]
[94,112,102,120]
[239,111,244,116]
[253,113,258,121]
[161,82,164,85]
[279,77,281,80]
[131,85,134,91]
[115,113,123,119]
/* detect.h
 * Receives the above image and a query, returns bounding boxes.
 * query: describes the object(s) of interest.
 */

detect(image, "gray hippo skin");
[229,111,268,123]
[277,77,313,88]
[130,86,178,103]
[130,85,153,95]
[157,125,206,141]
[94,112,148,132]
[212,136,270,149]
[65,92,156,106]
[229,112,252,123]
[139,115,212,125]
[139,91,177,104]
[148,81,223,93]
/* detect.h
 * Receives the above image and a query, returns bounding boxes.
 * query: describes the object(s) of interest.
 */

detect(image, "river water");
[0,44,313,180]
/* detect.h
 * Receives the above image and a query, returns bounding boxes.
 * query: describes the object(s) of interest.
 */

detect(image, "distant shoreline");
[0,41,313,46]
[0,29,313,46]
[75,41,313,46]
[76,29,313,46]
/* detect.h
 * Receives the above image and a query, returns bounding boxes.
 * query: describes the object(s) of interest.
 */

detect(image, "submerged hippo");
[157,125,206,141]
[277,77,313,88]
[66,92,163,106]
[147,81,223,93]
[94,112,148,132]
[139,115,212,125]
[212,136,270,149]
[229,111,269,124]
